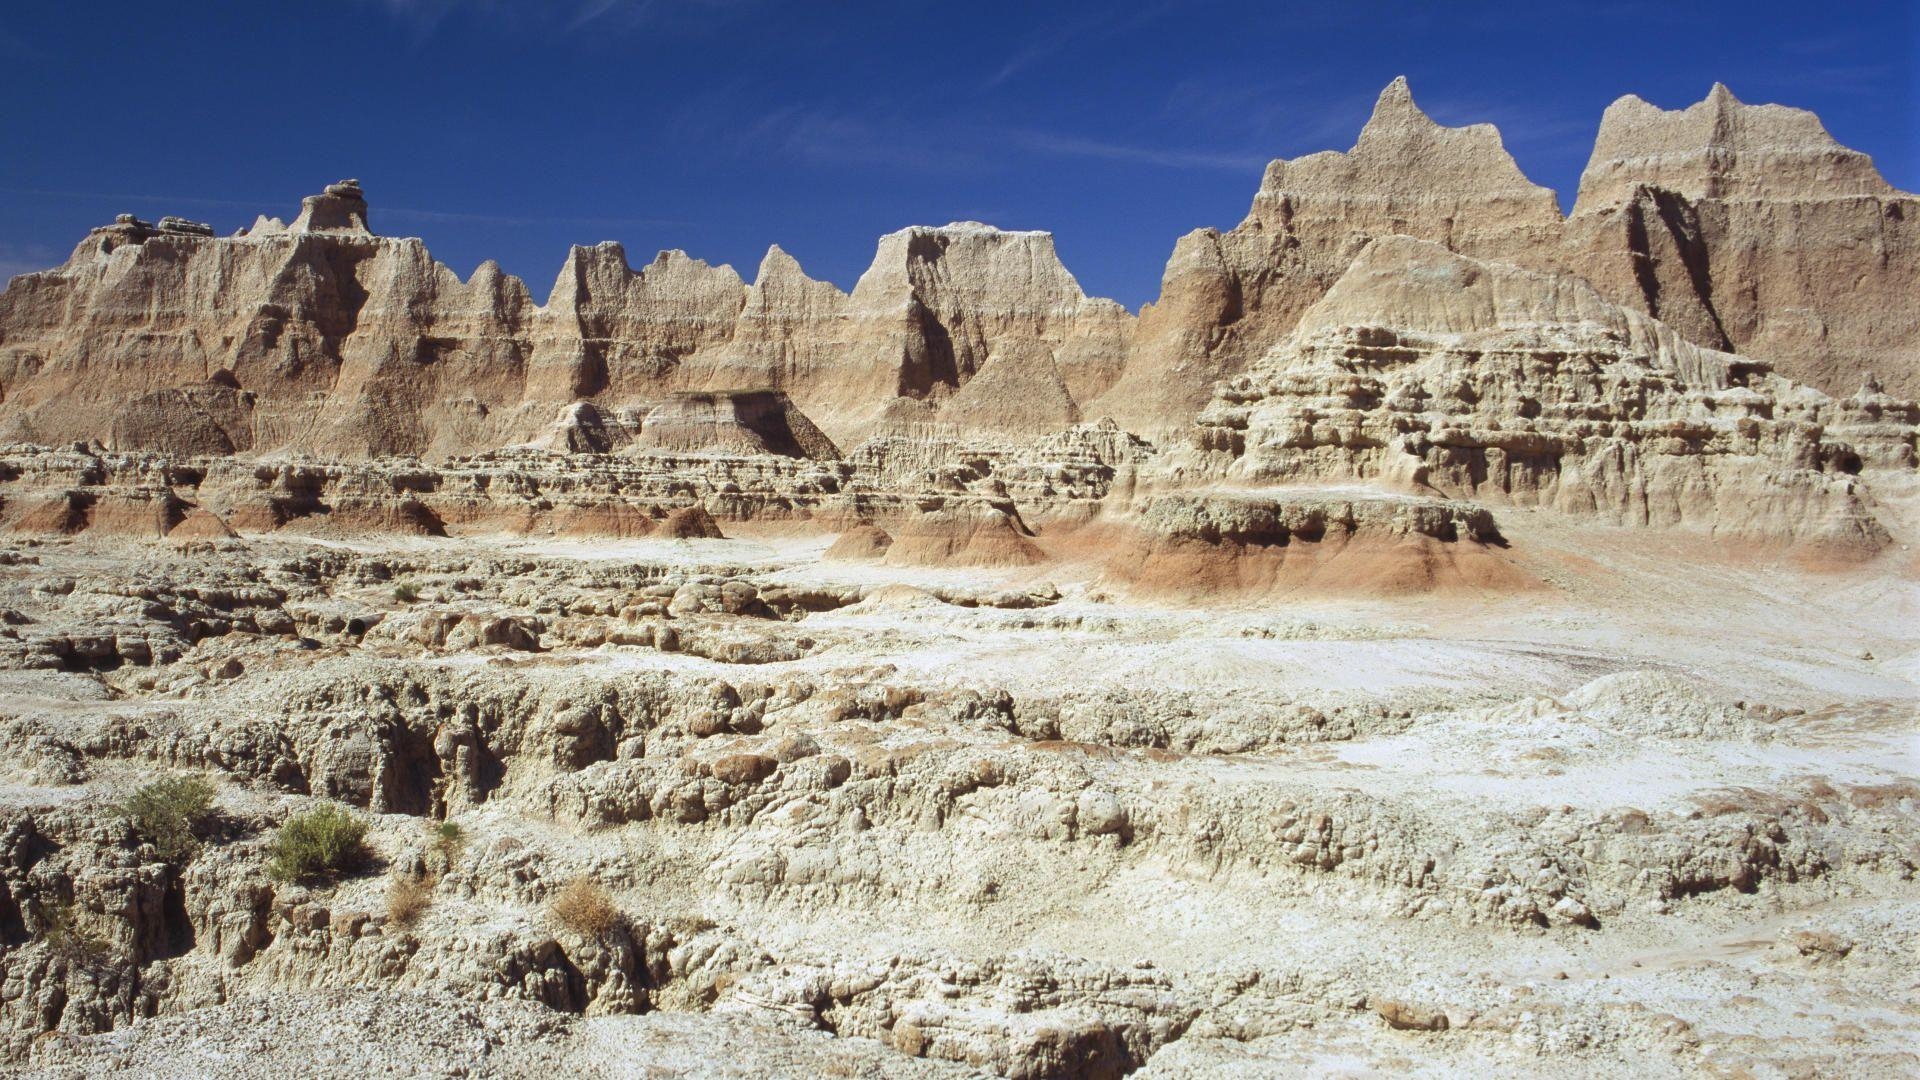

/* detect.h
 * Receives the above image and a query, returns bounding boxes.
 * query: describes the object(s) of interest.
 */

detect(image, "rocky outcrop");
[1566,85,1920,397]
[1096,77,1566,436]
[1101,489,1533,595]
[1098,79,1919,434]
[0,528,1912,1075]
[0,80,1913,558]
[1185,237,1898,551]
[634,390,839,460]
[846,223,1132,418]
[0,198,1132,458]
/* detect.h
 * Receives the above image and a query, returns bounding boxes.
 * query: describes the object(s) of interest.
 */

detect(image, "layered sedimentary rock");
[1099,79,1919,434]
[1096,77,1566,435]
[0,79,1914,561]
[1565,84,1920,397]
[0,199,1130,457]
[0,421,1146,566]
[1102,489,1534,595]
[633,390,840,460]
[1,79,1919,1080]
[1185,236,1901,550]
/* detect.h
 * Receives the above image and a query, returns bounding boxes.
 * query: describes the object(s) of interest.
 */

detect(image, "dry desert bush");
[549,877,619,937]
[386,872,434,927]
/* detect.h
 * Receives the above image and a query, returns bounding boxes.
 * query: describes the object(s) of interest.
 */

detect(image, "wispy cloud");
[0,243,63,282]
[1414,92,1600,161]
[688,100,987,173]
[981,2,1183,90]
[382,206,690,228]
[1005,129,1268,172]
[1763,62,1902,99]
[1778,29,1871,57]
[1150,78,1383,159]
[362,0,757,40]
[675,85,1281,177]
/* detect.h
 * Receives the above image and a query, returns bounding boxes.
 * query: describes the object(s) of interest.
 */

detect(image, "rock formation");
[0,74,1916,1080]
[1095,77,1568,436]
[3,80,1912,456]
[1184,236,1898,551]
[1566,84,1919,397]
[634,390,840,459]
[1097,79,1919,435]
[0,203,1132,459]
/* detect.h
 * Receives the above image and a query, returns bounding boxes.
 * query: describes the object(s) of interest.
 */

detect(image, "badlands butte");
[0,77,1913,1077]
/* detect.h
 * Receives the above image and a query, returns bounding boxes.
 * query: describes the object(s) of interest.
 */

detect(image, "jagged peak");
[559,240,632,275]
[1574,83,1901,211]
[741,245,851,309]
[1258,77,1556,207]
[289,178,372,236]
[751,244,801,284]
[751,244,837,292]
[465,259,508,288]
[1357,76,1518,157]
[1360,75,1424,132]
[645,249,742,286]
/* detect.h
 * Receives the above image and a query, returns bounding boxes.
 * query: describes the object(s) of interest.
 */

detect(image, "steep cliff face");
[0,184,506,457]
[1095,77,1565,436]
[1566,84,1919,397]
[847,223,1132,409]
[693,224,1133,440]
[1098,79,1918,435]
[1186,236,1904,550]
[0,78,1913,472]
[0,204,1131,455]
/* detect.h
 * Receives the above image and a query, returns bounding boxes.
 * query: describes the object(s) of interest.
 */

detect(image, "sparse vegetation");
[117,774,218,863]
[549,876,619,937]
[393,580,422,604]
[426,819,467,874]
[432,820,465,856]
[386,872,434,927]
[266,803,370,883]
[38,899,110,962]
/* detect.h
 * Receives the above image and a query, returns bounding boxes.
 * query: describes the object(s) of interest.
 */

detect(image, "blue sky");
[2,1,1913,307]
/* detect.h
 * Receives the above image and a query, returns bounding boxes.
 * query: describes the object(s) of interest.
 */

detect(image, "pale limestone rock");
[5,76,1911,456]
[1573,83,1897,207]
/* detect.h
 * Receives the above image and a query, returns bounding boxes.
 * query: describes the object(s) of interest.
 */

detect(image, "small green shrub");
[266,803,369,883]
[38,899,109,962]
[393,580,421,604]
[118,775,218,863]
[431,820,465,860]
